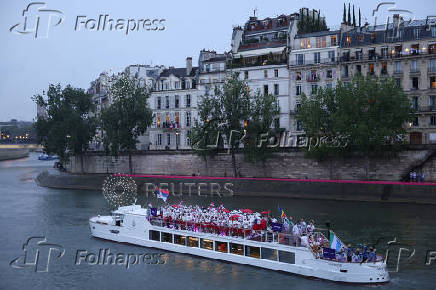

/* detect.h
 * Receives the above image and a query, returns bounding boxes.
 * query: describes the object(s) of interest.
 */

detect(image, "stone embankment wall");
[66,149,436,182]
[0,148,29,161]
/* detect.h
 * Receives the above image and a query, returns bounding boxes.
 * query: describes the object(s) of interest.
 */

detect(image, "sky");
[1,0,435,121]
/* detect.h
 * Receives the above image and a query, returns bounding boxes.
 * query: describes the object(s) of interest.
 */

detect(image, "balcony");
[428,67,436,74]
[289,58,337,66]
[410,69,421,76]
[418,106,436,113]
[306,74,320,82]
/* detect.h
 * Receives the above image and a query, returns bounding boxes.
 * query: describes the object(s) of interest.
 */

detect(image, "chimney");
[393,14,400,29]
[186,57,192,75]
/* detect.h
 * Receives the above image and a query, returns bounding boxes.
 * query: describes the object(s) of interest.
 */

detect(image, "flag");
[156,187,169,202]
[329,231,343,252]
[278,204,286,220]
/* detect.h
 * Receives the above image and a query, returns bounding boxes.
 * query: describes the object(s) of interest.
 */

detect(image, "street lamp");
[176,132,179,150]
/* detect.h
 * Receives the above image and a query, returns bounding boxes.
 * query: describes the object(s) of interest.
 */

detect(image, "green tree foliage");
[100,75,153,173]
[190,73,279,176]
[297,8,328,34]
[33,84,96,167]
[296,77,414,178]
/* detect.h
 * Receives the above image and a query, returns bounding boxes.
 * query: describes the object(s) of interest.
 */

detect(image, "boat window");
[187,237,199,247]
[200,239,213,250]
[261,247,278,261]
[244,246,260,258]
[174,235,186,246]
[162,232,172,243]
[230,243,244,255]
[215,241,228,253]
[279,251,295,264]
[149,230,160,241]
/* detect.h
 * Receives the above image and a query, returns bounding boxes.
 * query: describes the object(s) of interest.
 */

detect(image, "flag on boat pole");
[155,187,169,202]
[329,230,343,252]
[277,204,286,220]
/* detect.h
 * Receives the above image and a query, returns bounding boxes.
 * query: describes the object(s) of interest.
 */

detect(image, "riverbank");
[0,148,29,161]
[36,170,436,205]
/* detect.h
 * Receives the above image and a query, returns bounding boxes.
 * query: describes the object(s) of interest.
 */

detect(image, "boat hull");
[89,219,390,284]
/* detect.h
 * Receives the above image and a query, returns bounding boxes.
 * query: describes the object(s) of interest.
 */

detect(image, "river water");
[1,153,435,289]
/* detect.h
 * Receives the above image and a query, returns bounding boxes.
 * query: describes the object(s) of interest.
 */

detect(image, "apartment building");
[339,16,436,144]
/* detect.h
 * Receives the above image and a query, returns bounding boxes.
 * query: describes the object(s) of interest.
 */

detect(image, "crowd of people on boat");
[147,202,380,263]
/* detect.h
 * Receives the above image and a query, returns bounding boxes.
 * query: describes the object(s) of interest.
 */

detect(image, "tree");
[100,75,153,173]
[296,77,414,179]
[343,3,346,23]
[33,84,97,171]
[359,8,361,27]
[353,5,356,27]
[191,73,278,177]
[348,3,351,25]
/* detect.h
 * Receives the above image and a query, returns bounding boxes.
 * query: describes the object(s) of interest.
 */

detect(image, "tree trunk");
[231,149,237,177]
[129,152,133,174]
[365,155,370,180]
[80,153,84,174]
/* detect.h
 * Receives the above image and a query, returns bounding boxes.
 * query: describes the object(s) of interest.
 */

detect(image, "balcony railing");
[419,106,436,112]
[289,58,337,66]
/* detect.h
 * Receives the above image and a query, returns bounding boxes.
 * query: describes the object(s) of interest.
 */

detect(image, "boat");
[89,204,389,284]
[38,153,58,161]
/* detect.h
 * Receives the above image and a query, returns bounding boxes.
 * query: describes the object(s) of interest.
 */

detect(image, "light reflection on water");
[1,153,435,290]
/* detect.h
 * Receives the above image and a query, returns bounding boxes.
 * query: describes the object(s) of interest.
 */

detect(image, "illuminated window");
[187,236,198,247]
[174,235,186,246]
[230,243,244,255]
[346,36,351,46]
[369,63,375,75]
[330,35,337,46]
[215,241,228,253]
[244,246,260,258]
[200,239,213,250]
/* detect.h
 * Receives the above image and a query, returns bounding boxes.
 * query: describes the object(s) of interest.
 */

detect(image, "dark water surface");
[1,153,435,289]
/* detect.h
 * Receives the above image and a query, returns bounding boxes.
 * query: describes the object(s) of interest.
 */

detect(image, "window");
[186,112,191,127]
[296,120,303,131]
[396,78,402,88]
[432,26,436,37]
[411,44,419,55]
[300,38,310,49]
[342,65,349,78]
[175,95,180,108]
[326,70,333,79]
[381,62,388,75]
[230,243,244,255]
[414,28,420,39]
[186,94,191,108]
[346,36,351,46]
[264,70,268,78]
[358,34,364,41]
[274,69,279,78]
[244,246,260,258]
[165,96,170,108]
[274,84,279,96]
[355,65,361,75]
[431,116,436,126]
[430,96,436,109]
[314,52,321,64]
[394,61,402,74]
[162,232,172,243]
[368,48,376,60]
[174,235,186,246]
[263,85,268,96]
[326,83,333,89]
[296,85,301,96]
[328,50,335,62]
[296,71,302,81]
[411,96,419,110]
[156,133,162,146]
[215,241,227,253]
[412,77,419,90]
[188,237,199,247]
[381,47,388,59]
[369,63,375,75]
[431,77,436,89]
[244,71,249,79]
[296,54,304,65]
[411,60,419,73]
[186,130,191,146]
[274,118,280,129]
[261,248,278,261]
[200,239,213,250]
[311,84,318,94]
[157,97,161,109]
[342,50,350,61]
[429,58,436,72]
[355,48,362,60]
[330,35,337,46]
[175,81,180,89]
[279,251,295,264]
[149,230,160,241]
[167,133,171,146]
[413,116,419,126]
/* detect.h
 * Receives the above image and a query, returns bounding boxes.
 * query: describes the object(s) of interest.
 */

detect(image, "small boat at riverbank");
[89,204,389,284]
[38,153,58,161]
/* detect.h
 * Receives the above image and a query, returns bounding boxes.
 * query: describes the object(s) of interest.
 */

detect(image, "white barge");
[89,205,389,284]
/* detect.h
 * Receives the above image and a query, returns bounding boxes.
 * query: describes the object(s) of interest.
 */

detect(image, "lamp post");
[176,131,179,150]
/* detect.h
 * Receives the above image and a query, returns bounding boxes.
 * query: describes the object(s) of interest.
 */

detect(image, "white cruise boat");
[89,204,389,284]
